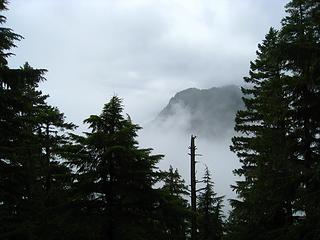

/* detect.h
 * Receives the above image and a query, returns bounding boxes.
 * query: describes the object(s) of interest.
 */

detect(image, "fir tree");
[68,96,163,240]
[0,2,75,238]
[32,102,75,240]
[227,28,296,240]
[280,1,320,238]
[228,1,320,239]
[158,165,190,240]
[197,167,224,240]
[0,0,22,67]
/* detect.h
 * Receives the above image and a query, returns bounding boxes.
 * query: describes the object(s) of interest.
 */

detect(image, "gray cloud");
[5,0,288,207]
[139,103,241,212]
[7,0,288,124]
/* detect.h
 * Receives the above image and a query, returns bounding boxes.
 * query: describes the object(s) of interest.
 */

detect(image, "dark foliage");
[197,167,224,240]
[227,1,320,239]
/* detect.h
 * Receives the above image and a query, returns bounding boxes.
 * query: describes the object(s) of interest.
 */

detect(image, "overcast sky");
[6,0,288,126]
[5,0,291,209]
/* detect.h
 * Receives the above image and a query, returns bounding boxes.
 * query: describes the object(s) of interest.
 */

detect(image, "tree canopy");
[1,0,320,239]
[228,1,320,239]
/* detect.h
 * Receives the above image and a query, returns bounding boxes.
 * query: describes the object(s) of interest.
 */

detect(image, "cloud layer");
[5,0,289,211]
[7,0,288,124]
[139,105,241,212]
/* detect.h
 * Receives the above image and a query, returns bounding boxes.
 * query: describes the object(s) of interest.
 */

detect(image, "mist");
[5,0,289,218]
[139,101,241,212]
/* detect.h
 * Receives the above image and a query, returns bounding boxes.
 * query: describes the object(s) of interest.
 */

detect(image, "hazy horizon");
[4,0,290,211]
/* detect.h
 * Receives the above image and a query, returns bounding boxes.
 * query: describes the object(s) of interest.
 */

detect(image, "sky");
[6,0,289,209]
[6,0,288,125]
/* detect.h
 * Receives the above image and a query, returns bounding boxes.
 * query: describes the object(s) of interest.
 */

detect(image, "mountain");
[155,85,244,138]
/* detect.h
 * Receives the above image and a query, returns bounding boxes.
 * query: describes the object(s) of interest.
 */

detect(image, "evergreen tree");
[158,165,190,240]
[197,167,224,240]
[0,2,75,238]
[228,1,320,239]
[32,102,75,240]
[227,28,296,240]
[67,96,163,240]
[280,1,320,238]
[0,0,22,67]
[0,63,45,238]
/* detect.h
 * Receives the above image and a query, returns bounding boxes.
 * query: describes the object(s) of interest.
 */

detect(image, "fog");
[139,101,241,212]
[7,0,288,128]
[6,0,289,214]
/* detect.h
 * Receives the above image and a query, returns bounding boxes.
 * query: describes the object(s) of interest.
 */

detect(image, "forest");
[0,0,319,239]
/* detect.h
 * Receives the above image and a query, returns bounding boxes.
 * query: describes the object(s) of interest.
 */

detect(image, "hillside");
[156,85,244,138]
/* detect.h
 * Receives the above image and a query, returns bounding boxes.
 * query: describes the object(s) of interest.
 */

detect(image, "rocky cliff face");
[155,85,244,138]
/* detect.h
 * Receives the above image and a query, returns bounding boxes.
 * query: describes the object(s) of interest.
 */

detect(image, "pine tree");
[1,64,74,239]
[32,102,75,240]
[0,0,22,67]
[228,1,320,239]
[68,96,163,240]
[158,165,190,240]
[197,167,224,240]
[227,28,296,240]
[0,4,47,235]
[0,2,75,238]
[280,1,320,238]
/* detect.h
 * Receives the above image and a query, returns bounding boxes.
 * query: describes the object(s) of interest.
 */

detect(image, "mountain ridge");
[155,85,244,138]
